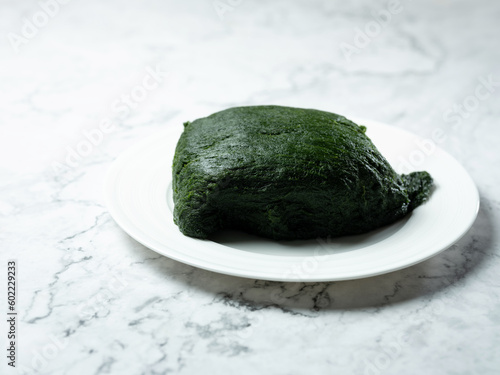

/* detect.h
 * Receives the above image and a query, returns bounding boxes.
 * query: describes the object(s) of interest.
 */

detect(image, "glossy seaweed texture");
[172,106,433,240]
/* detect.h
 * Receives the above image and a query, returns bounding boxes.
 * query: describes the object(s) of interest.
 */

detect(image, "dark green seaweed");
[172,105,433,240]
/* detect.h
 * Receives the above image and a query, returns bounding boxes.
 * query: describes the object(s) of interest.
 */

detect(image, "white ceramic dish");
[105,119,479,281]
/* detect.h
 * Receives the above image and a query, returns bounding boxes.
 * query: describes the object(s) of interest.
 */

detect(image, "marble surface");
[1,0,499,374]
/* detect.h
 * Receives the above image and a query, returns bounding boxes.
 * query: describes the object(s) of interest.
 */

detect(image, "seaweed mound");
[172,105,433,240]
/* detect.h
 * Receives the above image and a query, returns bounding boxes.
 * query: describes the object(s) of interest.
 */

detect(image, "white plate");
[105,119,479,281]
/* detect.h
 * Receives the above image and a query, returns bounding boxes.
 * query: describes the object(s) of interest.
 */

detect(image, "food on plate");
[172,105,433,240]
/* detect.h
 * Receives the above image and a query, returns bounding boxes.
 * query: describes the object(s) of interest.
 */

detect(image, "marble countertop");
[1,0,499,374]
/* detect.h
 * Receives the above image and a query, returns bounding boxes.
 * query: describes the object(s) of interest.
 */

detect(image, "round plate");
[105,119,479,281]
